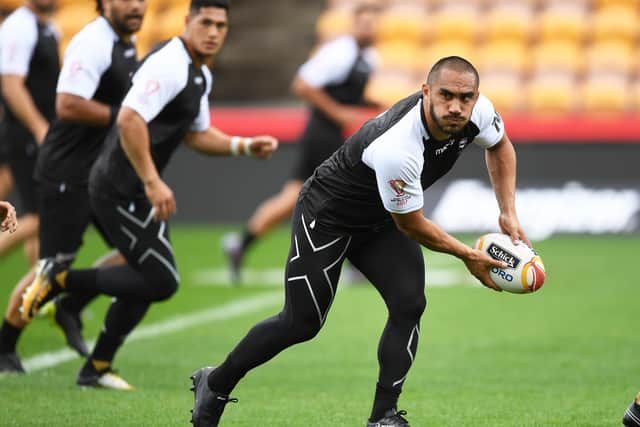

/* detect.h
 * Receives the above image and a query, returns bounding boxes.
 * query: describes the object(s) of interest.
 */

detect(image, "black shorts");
[38,180,114,263]
[1,124,38,213]
[291,116,343,181]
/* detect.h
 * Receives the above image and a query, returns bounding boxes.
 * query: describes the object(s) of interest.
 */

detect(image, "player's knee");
[390,293,426,323]
[291,321,321,343]
[150,273,179,301]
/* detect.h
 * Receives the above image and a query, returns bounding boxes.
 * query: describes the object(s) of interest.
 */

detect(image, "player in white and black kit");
[0,0,58,264]
[0,0,146,375]
[222,3,380,283]
[21,0,278,389]
[190,57,531,427]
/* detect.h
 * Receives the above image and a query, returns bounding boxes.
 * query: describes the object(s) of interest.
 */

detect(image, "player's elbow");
[55,96,77,122]
[116,108,138,132]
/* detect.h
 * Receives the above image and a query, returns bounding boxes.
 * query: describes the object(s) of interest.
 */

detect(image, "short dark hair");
[427,56,479,88]
[354,2,382,16]
[96,0,103,14]
[189,0,229,13]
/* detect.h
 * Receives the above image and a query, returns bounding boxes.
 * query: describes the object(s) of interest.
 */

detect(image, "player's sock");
[58,291,98,314]
[0,319,23,354]
[370,383,401,422]
[207,360,244,395]
[240,230,256,252]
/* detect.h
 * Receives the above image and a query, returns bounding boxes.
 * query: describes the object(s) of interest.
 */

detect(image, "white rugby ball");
[474,233,546,294]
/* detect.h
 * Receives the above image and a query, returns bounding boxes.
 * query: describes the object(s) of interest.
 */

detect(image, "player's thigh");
[348,225,426,313]
[38,182,93,263]
[7,136,38,214]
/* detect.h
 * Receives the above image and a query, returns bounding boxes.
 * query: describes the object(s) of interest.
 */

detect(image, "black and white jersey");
[34,16,138,187]
[299,92,505,235]
[298,35,376,126]
[90,37,212,198]
[0,6,59,134]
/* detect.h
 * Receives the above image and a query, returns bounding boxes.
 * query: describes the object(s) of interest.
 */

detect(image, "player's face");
[353,9,379,47]
[107,0,146,35]
[30,0,55,13]
[184,7,228,59]
[423,68,479,137]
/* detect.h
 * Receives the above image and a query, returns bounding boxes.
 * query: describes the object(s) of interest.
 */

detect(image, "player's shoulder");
[470,93,498,129]
[66,17,117,55]
[317,35,358,59]
[0,7,37,39]
[134,38,190,84]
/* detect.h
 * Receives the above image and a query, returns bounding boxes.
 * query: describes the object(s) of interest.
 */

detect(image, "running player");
[222,3,379,283]
[0,0,58,264]
[21,0,278,389]
[624,392,640,427]
[189,56,530,426]
[0,0,146,374]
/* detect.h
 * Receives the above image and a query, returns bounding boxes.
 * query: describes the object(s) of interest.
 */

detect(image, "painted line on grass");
[20,291,282,373]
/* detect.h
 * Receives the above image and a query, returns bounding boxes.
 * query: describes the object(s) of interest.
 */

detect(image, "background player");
[21,0,278,390]
[0,0,146,374]
[221,2,380,283]
[0,0,58,265]
[0,200,17,233]
[190,57,528,427]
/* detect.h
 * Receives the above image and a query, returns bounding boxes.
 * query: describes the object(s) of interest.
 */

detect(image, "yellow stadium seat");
[480,71,524,112]
[316,7,352,42]
[484,3,534,44]
[377,4,427,45]
[478,40,529,74]
[376,41,423,74]
[593,0,638,9]
[531,40,582,74]
[419,40,475,71]
[527,72,577,112]
[584,41,636,76]
[54,3,98,40]
[592,6,639,44]
[581,74,631,112]
[3,0,24,11]
[153,4,189,42]
[430,4,479,43]
[365,68,419,108]
[537,4,588,43]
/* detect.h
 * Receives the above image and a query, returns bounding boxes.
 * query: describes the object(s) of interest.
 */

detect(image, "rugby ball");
[474,233,545,294]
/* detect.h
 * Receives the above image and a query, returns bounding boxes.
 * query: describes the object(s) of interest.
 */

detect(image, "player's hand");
[35,123,49,145]
[463,249,507,292]
[499,212,531,247]
[144,177,176,221]
[0,201,18,233]
[247,136,278,159]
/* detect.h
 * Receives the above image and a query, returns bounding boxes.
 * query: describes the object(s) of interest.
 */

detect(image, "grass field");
[0,225,638,426]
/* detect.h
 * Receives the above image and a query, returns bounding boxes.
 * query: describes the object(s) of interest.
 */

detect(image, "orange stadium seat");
[477,40,529,74]
[3,0,24,11]
[593,0,638,9]
[581,74,631,113]
[483,2,534,44]
[153,4,190,42]
[591,5,639,44]
[54,3,98,47]
[365,68,419,108]
[316,7,352,42]
[537,3,588,43]
[377,4,427,45]
[527,72,577,112]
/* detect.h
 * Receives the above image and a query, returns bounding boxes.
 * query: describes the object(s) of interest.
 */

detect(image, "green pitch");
[0,226,638,426]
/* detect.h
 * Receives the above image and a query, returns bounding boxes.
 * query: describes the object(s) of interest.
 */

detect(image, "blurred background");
[1,0,639,239]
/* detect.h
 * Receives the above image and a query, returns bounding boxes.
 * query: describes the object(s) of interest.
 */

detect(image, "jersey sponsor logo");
[487,243,520,268]
[458,138,469,149]
[137,79,160,105]
[435,140,455,156]
[389,179,411,208]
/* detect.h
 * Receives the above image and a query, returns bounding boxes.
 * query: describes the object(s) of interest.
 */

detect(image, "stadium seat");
[537,3,588,43]
[531,40,582,74]
[419,40,475,71]
[430,4,479,43]
[377,4,427,45]
[478,40,529,74]
[581,74,631,113]
[584,41,636,77]
[376,41,423,74]
[593,0,638,9]
[316,7,352,42]
[591,6,639,45]
[365,68,419,108]
[480,70,524,112]
[483,2,534,44]
[54,4,97,44]
[526,72,577,112]
[2,0,23,11]
[153,5,190,42]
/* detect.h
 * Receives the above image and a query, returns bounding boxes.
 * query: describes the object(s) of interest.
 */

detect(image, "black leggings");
[212,205,426,393]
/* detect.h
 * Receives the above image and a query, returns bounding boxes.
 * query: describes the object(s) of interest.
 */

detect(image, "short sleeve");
[297,36,357,88]
[369,145,424,214]
[189,68,212,132]
[56,36,112,99]
[0,11,37,76]
[471,94,505,149]
[121,56,187,123]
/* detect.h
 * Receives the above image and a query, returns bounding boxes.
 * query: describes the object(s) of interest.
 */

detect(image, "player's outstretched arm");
[391,210,507,291]
[0,200,18,233]
[184,128,278,159]
[485,133,530,246]
[118,107,175,221]
[1,75,49,144]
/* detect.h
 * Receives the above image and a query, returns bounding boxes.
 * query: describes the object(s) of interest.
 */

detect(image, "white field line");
[19,291,282,373]
[191,267,479,289]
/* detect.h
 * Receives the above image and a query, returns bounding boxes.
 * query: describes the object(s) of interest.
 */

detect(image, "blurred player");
[624,392,640,427]
[21,0,278,389]
[0,0,58,265]
[0,200,17,233]
[190,57,529,427]
[0,0,145,374]
[222,3,380,283]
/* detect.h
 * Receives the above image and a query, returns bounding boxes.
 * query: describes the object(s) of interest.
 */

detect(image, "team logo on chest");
[458,138,469,149]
